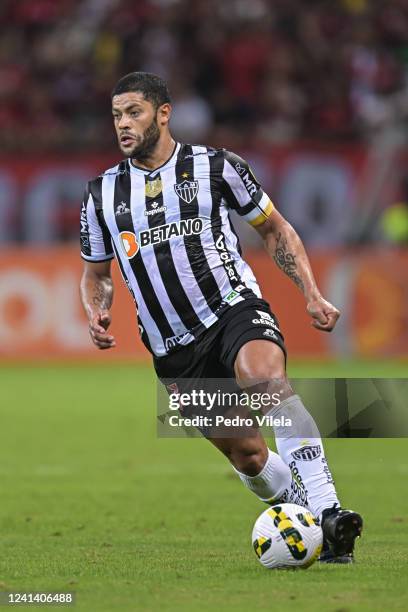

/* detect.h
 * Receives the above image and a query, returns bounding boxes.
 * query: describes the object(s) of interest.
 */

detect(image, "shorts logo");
[145,178,163,198]
[292,445,322,461]
[252,310,280,330]
[119,231,139,258]
[263,329,277,339]
[174,179,199,204]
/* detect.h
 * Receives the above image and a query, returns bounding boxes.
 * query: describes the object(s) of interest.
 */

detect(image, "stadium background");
[1,1,408,611]
[1,0,408,362]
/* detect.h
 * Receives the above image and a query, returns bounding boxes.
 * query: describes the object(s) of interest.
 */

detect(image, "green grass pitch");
[0,360,407,611]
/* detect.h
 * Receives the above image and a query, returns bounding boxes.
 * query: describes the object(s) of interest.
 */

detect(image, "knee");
[235,359,286,387]
[230,444,268,477]
[234,342,286,385]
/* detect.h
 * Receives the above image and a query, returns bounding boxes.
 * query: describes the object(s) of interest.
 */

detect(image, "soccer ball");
[252,503,323,569]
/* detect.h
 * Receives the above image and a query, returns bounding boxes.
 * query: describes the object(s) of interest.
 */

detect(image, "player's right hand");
[306,296,340,332]
[89,311,116,349]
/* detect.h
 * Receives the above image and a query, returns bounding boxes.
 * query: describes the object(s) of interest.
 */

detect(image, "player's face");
[112,92,162,159]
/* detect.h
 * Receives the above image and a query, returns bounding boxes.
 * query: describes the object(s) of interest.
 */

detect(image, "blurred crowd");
[1,0,408,153]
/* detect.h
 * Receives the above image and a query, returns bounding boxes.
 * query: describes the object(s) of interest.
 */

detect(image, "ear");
[157,103,172,126]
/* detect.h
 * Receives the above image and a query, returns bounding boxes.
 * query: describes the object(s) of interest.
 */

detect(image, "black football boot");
[318,506,363,564]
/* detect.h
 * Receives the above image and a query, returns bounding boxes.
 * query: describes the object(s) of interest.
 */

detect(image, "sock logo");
[288,461,308,505]
[321,456,334,484]
[291,445,321,461]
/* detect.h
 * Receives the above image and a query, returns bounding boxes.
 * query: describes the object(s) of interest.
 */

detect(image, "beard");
[124,117,161,163]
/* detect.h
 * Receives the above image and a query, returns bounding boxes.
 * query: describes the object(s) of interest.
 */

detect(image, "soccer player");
[80,72,363,563]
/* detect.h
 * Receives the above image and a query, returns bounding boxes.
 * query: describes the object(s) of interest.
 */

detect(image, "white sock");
[233,448,309,506]
[269,394,340,518]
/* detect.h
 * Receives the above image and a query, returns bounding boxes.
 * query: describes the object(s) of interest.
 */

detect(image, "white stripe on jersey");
[161,159,216,330]
[129,171,189,336]
[220,202,262,298]
[101,168,167,355]
[223,158,253,206]
[193,146,235,297]
[85,192,114,261]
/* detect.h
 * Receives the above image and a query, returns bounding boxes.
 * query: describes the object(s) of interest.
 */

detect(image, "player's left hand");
[306,296,340,332]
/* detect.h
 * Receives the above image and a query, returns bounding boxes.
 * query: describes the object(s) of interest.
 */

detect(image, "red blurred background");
[1,0,407,361]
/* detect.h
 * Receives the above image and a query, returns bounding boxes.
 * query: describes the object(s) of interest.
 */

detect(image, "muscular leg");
[234,340,340,519]
[207,428,305,506]
[209,430,268,476]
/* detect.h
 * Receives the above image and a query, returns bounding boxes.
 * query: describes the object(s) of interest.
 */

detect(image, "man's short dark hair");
[111,72,171,109]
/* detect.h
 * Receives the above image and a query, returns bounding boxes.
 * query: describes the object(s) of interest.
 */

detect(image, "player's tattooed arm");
[90,276,113,310]
[273,232,305,292]
[80,260,116,349]
[255,209,340,332]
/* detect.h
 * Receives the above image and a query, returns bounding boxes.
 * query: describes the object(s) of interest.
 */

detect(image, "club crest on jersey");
[119,231,139,259]
[174,179,199,204]
[145,177,162,199]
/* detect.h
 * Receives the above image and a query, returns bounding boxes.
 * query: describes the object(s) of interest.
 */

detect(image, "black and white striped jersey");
[80,143,274,356]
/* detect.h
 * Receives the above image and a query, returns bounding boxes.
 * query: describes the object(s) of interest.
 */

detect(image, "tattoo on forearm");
[91,279,112,309]
[273,232,305,292]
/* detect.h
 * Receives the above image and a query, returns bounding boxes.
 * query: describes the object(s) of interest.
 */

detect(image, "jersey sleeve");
[222,150,274,226]
[80,182,114,262]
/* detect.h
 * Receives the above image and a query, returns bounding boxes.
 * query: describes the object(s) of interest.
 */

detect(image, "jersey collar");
[129,142,181,176]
